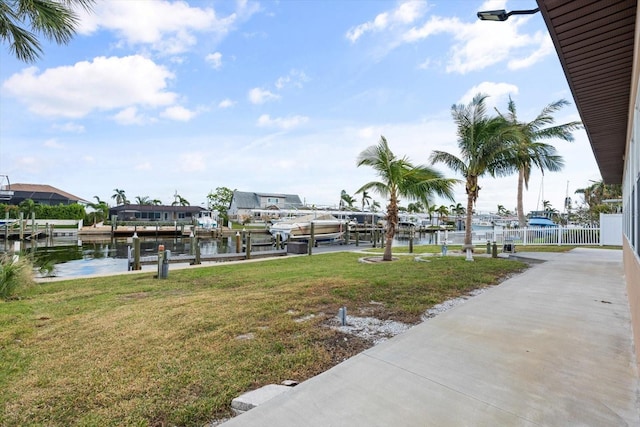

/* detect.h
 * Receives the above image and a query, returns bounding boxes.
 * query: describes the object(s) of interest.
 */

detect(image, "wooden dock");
[0,229,47,240]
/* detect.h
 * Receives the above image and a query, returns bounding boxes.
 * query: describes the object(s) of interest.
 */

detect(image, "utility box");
[503,239,516,253]
[287,241,308,254]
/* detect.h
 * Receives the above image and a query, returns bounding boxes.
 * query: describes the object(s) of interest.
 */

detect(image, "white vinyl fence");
[437,226,603,247]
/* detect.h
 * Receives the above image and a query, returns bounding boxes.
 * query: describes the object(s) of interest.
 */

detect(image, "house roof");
[536,0,636,184]
[4,183,88,203]
[232,191,303,209]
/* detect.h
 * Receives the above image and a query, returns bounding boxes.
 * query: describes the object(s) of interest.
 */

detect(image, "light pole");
[477,8,539,21]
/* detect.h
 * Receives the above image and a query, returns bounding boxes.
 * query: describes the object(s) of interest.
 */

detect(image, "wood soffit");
[537,0,636,184]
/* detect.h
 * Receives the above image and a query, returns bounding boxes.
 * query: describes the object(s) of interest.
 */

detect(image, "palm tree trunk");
[383,193,398,261]
[464,176,477,247]
[465,193,474,247]
[517,168,526,227]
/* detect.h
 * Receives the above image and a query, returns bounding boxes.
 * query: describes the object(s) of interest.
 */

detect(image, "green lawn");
[0,252,527,426]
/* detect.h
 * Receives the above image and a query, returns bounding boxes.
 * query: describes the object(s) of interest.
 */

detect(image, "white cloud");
[206,52,223,69]
[257,114,309,129]
[348,0,550,74]
[52,122,85,133]
[248,87,280,104]
[113,107,146,125]
[78,1,242,54]
[161,105,197,121]
[135,162,152,171]
[43,139,65,149]
[178,152,206,172]
[3,56,176,118]
[218,99,235,109]
[275,69,309,90]
[346,0,428,42]
[404,14,551,74]
[459,82,519,111]
[507,36,554,70]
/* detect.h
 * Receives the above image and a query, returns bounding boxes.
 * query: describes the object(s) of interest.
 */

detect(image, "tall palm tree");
[1,0,95,63]
[430,93,514,251]
[112,189,128,206]
[357,136,457,261]
[497,97,581,227]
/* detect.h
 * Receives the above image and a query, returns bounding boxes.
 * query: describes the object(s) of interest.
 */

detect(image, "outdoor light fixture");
[477,8,539,21]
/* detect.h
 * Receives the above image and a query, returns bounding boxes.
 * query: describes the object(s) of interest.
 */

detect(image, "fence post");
[558,226,562,246]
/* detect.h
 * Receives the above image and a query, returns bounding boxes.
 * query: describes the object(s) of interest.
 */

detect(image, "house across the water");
[109,204,205,222]
[1,183,88,206]
[228,191,304,222]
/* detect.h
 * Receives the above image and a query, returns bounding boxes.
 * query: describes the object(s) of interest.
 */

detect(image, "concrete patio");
[221,248,640,426]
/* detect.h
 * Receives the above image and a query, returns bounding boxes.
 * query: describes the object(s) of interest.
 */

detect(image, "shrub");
[0,254,34,300]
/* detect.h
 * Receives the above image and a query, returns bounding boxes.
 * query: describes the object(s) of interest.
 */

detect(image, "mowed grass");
[0,252,527,426]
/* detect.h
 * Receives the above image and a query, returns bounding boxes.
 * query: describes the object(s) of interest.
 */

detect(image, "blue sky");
[0,0,601,214]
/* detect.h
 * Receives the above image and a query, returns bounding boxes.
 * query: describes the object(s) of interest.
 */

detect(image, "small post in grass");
[133,233,141,270]
[308,222,315,255]
[245,232,252,260]
[193,236,201,265]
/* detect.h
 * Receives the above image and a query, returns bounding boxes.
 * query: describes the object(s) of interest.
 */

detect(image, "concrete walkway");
[222,248,639,426]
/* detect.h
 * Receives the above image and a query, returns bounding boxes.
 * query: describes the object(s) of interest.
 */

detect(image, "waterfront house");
[109,204,205,222]
[1,183,88,206]
[228,191,303,221]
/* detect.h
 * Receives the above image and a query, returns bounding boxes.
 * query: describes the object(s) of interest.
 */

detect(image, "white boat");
[197,211,218,229]
[269,213,348,242]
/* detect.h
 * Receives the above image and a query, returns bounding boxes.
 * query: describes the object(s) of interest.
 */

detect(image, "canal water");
[2,231,439,279]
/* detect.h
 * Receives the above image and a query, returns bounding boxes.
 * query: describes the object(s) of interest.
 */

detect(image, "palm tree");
[357,136,457,261]
[339,190,357,210]
[357,190,372,212]
[426,203,437,225]
[151,199,163,206]
[430,93,514,252]
[370,200,381,213]
[18,198,36,217]
[112,189,128,206]
[497,97,581,227]
[436,205,449,226]
[407,202,424,214]
[1,0,95,63]
[135,196,151,205]
[172,192,190,206]
[89,196,109,224]
[450,202,466,217]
